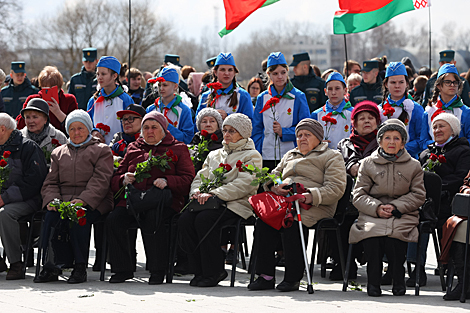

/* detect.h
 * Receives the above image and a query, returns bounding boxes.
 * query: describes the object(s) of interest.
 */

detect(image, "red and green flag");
[219,0,280,38]
[333,0,429,35]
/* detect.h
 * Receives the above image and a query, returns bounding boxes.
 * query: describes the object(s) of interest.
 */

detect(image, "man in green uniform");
[68,48,98,110]
[349,60,383,106]
[1,62,38,117]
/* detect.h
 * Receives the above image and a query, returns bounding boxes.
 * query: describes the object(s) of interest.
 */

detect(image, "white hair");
[347,73,362,83]
[0,69,5,85]
[0,113,17,130]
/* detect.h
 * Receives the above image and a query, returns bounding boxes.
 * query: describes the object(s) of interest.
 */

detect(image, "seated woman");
[19,98,67,163]
[350,119,426,297]
[16,66,78,134]
[248,118,347,292]
[189,107,224,173]
[178,113,262,287]
[107,111,194,284]
[109,104,146,159]
[36,110,114,283]
[407,113,470,287]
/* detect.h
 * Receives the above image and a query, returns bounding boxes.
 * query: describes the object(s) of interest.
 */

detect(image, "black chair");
[445,193,470,303]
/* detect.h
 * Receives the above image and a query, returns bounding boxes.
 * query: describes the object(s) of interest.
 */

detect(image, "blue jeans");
[406,233,429,266]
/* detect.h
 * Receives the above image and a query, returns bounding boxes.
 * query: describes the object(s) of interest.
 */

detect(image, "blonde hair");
[38,66,63,89]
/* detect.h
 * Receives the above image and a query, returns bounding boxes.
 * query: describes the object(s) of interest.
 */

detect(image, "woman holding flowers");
[178,113,262,287]
[107,111,194,285]
[37,110,114,284]
[252,52,310,170]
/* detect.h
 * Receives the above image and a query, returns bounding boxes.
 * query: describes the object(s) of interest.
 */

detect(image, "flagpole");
[344,34,349,78]
[428,3,431,69]
[128,0,132,82]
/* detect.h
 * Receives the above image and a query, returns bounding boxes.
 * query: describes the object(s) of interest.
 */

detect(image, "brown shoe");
[6,261,24,280]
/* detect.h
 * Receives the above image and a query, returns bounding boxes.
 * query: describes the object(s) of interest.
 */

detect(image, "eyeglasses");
[222,129,238,135]
[442,80,461,87]
[121,116,141,124]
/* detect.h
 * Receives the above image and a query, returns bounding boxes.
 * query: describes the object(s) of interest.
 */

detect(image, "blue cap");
[206,56,217,68]
[97,56,121,74]
[385,62,407,78]
[438,63,459,78]
[82,48,97,62]
[157,67,179,84]
[326,72,346,87]
[11,62,26,73]
[164,54,182,67]
[267,52,287,68]
[215,52,236,67]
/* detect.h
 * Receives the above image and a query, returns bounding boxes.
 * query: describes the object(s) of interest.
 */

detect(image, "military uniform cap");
[289,52,310,67]
[82,48,98,62]
[11,61,26,73]
[439,50,455,63]
[164,54,182,67]
[361,60,379,72]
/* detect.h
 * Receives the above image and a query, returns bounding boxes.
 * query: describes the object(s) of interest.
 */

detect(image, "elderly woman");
[178,113,262,287]
[19,99,67,163]
[109,104,146,159]
[248,118,347,292]
[36,110,114,284]
[107,111,194,285]
[189,108,224,173]
[350,119,426,297]
[407,113,470,287]
[16,66,78,133]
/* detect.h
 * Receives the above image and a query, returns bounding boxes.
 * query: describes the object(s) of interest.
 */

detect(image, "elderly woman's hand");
[123,172,135,185]
[376,204,393,218]
[271,183,290,197]
[197,193,213,204]
[153,178,167,189]
[47,203,56,211]
[349,163,360,177]
[464,189,470,195]
[71,199,87,207]
[91,130,106,143]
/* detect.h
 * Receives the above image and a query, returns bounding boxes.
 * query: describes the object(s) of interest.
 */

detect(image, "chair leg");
[460,220,470,303]
[230,219,242,287]
[249,223,258,284]
[100,223,108,282]
[242,225,249,257]
[335,227,345,282]
[34,214,45,279]
[22,215,37,279]
[415,228,422,296]
[167,215,179,284]
[309,226,319,278]
[239,230,247,270]
[342,243,353,292]
[431,230,446,291]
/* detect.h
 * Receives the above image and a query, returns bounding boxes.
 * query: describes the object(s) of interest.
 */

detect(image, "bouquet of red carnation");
[207,82,223,90]
[424,153,446,172]
[43,139,62,163]
[49,198,87,227]
[321,113,337,141]
[95,123,111,136]
[0,151,11,191]
[382,102,395,118]
[189,130,219,168]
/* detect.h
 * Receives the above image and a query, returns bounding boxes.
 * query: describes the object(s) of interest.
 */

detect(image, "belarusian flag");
[333,0,429,35]
[219,0,280,38]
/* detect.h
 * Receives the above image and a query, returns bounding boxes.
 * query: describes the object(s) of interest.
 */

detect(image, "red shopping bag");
[249,191,294,230]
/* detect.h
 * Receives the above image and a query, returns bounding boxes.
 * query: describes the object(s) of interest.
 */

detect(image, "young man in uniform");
[68,48,98,110]
[349,60,383,106]
[1,62,38,117]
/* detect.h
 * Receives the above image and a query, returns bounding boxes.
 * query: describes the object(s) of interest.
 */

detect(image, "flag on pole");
[333,0,429,35]
[219,0,280,38]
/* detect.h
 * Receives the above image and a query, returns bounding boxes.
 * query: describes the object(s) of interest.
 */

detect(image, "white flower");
[403,99,414,114]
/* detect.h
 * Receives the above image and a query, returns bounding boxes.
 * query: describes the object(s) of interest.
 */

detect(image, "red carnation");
[78,218,87,226]
[200,129,209,137]
[76,209,85,218]
[330,118,337,125]
[236,160,243,168]
[429,153,438,161]
[0,159,7,167]
[3,151,11,158]
[172,155,178,163]
[51,139,60,146]
[224,164,232,171]
[219,163,225,168]
[166,149,174,157]
[211,133,218,141]
[438,155,446,163]
[207,82,223,90]
[155,77,165,83]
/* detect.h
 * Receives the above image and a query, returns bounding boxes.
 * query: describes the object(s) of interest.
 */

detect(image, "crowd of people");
[0,47,470,300]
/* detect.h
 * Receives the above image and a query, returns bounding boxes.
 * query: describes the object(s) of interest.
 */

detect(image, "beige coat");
[190,138,262,220]
[349,149,426,244]
[264,142,347,228]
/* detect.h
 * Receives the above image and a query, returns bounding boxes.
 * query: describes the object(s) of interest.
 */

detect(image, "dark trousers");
[178,207,239,278]
[362,236,407,288]
[41,209,102,266]
[255,219,308,282]
[106,206,175,274]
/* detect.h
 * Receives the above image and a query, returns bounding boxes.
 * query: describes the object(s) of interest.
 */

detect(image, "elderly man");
[0,113,47,280]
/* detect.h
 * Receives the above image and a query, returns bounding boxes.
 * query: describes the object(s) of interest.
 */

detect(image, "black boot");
[68,263,87,284]
[444,243,470,300]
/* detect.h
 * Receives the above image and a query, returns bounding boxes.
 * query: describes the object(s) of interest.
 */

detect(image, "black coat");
[337,137,378,177]
[349,76,383,106]
[291,67,327,113]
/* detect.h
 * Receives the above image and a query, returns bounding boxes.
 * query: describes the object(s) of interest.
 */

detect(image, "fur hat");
[295,118,324,142]
[196,108,223,131]
[432,112,460,137]
[65,109,93,135]
[222,113,252,139]
[377,118,408,143]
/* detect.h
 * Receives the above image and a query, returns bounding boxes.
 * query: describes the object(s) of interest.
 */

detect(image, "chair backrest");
[424,171,442,216]
[334,174,354,219]
[452,193,470,217]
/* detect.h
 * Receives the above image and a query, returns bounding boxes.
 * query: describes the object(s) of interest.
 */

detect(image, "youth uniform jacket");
[291,67,327,112]
[146,94,194,144]
[311,100,353,150]
[252,86,310,161]
[1,77,38,117]
[349,77,383,106]
[378,97,424,159]
[68,66,98,110]
[423,75,470,108]
[87,86,134,144]
[420,98,470,150]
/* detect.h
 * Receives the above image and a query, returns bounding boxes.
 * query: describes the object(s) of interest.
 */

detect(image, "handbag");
[419,198,438,225]
[249,191,294,230]
[187,196,225,213]
[44,218,74,271]
[125,184,172,214]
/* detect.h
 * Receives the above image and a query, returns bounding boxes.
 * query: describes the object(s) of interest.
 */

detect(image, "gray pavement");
[0,226,468,313]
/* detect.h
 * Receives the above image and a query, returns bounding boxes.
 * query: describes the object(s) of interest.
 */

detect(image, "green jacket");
[1,77,38,117]
[349,76,383,106]
[291,68,327,113]
[68,66,97,110]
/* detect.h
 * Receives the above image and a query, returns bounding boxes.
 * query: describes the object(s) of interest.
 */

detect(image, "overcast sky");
[23,0,469,48]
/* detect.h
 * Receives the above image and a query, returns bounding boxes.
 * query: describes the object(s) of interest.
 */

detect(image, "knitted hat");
[21,98,50,121]
[295,118,324,142]
[222,113,252,139]
[142,111,168,132]
[377,118,407,143]
[196,108,223,131]
[432,112,460,137]
[97,56,121,74]
[351,100,380,126]
[65,109,93,135]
